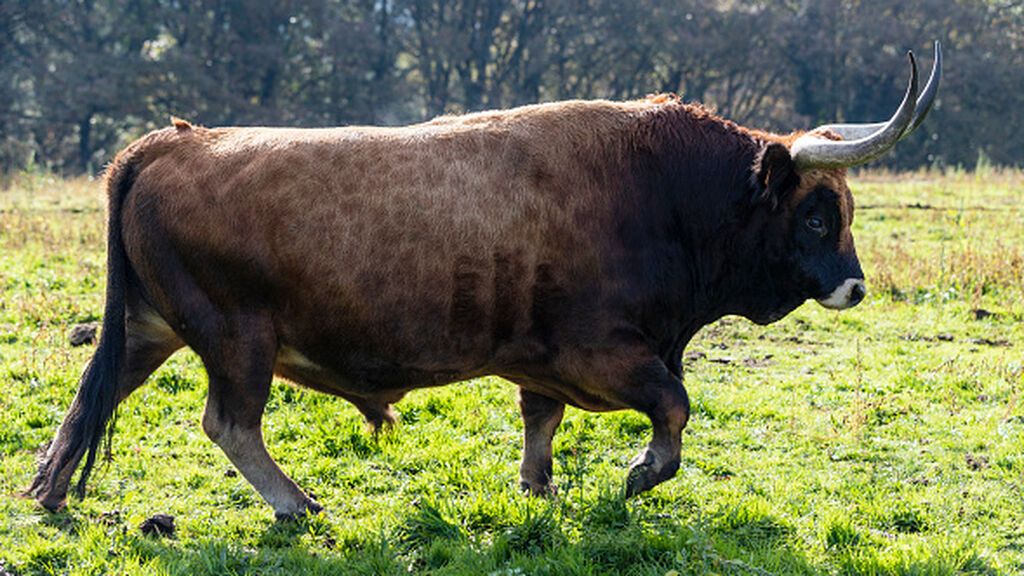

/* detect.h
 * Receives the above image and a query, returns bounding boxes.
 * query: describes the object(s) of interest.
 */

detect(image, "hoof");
[36,492,68,513]
[274,498,324,522]
[624,449,678,498]
[519,480,557,498]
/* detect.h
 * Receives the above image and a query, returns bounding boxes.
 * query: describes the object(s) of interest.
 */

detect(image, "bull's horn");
[906,40,942,134]
[815,41,942,142]
[791,51,919,170]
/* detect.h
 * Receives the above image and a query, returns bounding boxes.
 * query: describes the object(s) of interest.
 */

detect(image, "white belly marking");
[276,347,324,372]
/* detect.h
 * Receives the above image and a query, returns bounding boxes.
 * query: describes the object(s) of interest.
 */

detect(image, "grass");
[0,169,1022,575]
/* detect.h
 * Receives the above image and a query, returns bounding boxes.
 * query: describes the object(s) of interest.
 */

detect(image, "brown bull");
[30,44,940,518]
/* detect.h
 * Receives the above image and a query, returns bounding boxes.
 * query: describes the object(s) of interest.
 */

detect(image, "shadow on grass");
[11,491,996,576]
[37,509,82,534]
[37,500,818,576]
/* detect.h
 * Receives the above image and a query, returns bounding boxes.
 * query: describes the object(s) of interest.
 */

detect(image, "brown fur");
[32,96,864,515]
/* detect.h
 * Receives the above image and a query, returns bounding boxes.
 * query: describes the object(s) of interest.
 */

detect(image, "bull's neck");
[625,109,778,336]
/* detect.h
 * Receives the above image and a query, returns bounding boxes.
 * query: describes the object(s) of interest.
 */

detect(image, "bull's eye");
[806,216,826,235]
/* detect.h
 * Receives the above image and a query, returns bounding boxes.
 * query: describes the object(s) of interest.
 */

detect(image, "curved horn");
[905,40,942,134]
[816,41,941,142]
[792,51,919,170]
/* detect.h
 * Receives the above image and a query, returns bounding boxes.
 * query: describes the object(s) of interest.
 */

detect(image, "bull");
[30,43,941,518]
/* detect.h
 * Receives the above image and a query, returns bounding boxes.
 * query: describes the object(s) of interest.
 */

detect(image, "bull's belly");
[269,298,552,390]
[272,341,628,415]
[272,343,490,396]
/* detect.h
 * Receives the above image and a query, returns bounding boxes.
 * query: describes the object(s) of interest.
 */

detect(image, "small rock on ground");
[972,308,998,320]
[139,514,175,538]
[965,453,989,471]
[68,322,99,346]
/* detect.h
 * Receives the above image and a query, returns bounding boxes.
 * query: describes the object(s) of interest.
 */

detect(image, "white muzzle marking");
[816,278,866,310]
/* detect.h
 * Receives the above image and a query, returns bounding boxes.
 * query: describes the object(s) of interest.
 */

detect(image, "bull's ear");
[753,142,799,210]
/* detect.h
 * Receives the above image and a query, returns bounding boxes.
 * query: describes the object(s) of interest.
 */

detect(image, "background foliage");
[1,0,1022,177]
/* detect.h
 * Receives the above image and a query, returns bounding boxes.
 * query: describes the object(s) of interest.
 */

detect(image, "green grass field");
[1,170,1022,575]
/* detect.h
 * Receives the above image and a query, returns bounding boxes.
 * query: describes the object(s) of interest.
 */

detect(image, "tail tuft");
[27,148,140,508]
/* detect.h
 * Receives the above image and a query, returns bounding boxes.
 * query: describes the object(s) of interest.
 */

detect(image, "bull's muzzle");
[816,278,866,310]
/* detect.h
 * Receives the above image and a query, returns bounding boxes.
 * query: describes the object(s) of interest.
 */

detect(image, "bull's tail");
[27,149,140,509]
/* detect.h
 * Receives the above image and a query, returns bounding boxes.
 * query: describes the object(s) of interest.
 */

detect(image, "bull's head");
[749,42,941,323]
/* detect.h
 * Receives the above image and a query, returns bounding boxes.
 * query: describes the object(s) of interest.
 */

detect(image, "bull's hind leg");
[198,314,320,519]
[119,299,185,400]
[517,389,564,496]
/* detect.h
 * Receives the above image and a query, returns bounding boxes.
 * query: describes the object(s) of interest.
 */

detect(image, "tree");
[1,0,1021,176]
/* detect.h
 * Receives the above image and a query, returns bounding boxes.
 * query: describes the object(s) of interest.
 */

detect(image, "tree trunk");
[78,112,92,176]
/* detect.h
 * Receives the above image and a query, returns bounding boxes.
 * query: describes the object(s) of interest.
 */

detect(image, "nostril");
[849,282,866,304]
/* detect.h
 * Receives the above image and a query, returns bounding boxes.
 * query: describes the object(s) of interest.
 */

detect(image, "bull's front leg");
[624,378,690,497]
[517,389,565,496]
[595,355,691,497]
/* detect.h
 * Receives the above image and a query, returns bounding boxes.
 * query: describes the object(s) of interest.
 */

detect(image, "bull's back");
[121,117,625,385]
